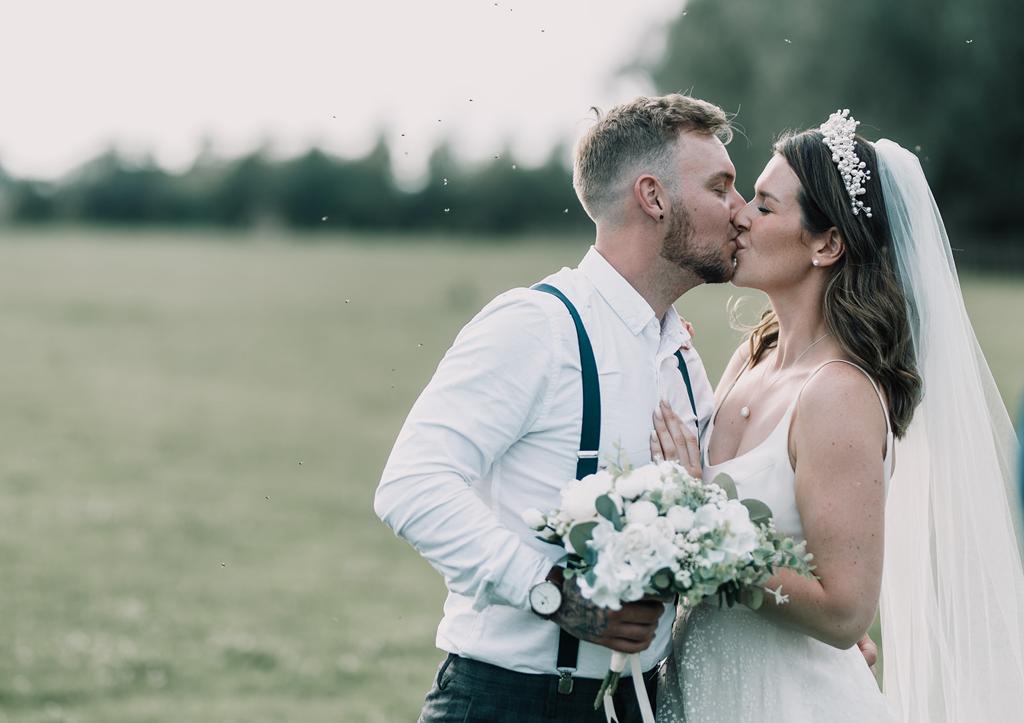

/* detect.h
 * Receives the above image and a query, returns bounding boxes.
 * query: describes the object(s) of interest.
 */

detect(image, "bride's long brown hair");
[746,129,922,438]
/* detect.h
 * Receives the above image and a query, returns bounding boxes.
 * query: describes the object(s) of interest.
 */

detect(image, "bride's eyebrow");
[756,188,780,203]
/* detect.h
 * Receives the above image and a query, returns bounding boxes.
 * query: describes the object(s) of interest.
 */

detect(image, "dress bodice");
[700,359,894,542]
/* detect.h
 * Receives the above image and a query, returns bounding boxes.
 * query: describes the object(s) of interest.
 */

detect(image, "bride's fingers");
[661,401,701,477]
[677,417,701,475]
[650,430,664,463]
[652,407,679,462]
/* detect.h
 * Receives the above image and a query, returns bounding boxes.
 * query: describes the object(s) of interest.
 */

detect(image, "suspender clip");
[576,450,599,459]
[557,667,576,695]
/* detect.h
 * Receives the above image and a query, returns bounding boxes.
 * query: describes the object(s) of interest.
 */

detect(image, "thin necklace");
[739,332,831,420]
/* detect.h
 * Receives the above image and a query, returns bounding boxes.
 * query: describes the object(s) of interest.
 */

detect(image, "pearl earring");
[812,259,820,267]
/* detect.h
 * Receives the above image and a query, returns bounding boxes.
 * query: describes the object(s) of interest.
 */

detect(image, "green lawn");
[0,228,1020,723]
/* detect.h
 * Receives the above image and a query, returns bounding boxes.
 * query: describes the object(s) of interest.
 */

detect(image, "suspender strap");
[674,350,700,442]
[532,282,600,693]
[532,283,601,480]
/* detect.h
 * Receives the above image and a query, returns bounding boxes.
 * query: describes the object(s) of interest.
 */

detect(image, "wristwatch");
[529,567,565,619]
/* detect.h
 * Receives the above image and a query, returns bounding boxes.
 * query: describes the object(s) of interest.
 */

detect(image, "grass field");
[1,228,1021,723]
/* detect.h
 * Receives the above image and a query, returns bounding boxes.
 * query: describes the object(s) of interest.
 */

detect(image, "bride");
[652,111,1024,722]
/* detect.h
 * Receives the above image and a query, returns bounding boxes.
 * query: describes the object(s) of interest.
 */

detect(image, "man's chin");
[697,261,735,285]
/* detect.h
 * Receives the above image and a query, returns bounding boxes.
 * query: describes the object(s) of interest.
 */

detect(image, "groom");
[376,94,740,721]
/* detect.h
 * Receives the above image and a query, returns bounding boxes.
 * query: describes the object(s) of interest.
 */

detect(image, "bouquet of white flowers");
[522,459,816,719]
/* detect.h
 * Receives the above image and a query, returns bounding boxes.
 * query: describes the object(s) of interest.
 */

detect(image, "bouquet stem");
[593,651,629,710]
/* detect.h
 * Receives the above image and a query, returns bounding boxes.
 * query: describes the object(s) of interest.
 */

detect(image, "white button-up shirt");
[375,246,715,678]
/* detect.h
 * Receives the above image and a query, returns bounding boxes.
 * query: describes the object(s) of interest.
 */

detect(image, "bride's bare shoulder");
[794,361,887,449]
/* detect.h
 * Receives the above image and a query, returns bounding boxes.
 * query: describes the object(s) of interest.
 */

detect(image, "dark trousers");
[417,653,659,723]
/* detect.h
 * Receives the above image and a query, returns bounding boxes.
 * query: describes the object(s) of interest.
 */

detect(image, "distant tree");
[646,0,1024,240]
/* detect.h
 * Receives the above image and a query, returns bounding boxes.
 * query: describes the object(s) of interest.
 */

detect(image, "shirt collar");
[580,246,686,341]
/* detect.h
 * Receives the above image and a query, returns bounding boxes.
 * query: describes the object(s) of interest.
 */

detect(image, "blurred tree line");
[0,0,1020,266]
[0,140,589,235]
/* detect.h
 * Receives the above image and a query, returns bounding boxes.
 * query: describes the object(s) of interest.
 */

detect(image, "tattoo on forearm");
[556,583,609,638]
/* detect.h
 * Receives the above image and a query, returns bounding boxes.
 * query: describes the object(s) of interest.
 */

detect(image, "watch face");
[530,581,562,616]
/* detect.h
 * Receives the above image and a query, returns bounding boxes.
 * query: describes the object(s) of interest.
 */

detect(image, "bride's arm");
[754,363,888,649]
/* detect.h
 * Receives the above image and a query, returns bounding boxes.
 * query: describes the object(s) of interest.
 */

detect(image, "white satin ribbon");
[602,654,656,723]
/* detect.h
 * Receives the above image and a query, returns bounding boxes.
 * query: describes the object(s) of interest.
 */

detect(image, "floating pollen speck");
[321,216,328,221]
[512,164,517,170]
[443,178,448,186]
[784,38,792,44]
[564,208,569,213]
[965,39,974,44]
[444,208,451,213]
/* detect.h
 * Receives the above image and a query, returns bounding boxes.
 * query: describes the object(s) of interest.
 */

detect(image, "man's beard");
[660,206,733,283]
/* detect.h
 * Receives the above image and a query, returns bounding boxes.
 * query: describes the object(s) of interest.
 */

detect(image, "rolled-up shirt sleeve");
[374,289,563,611]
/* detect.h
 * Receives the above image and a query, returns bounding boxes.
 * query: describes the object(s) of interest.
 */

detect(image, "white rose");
[625,499,660,526]
[560,471,613,521]
[694,503,725,531]
[666,505,696,532]
[614,471,647,500]
[720,500,760,559]
[657,460,683,476]
[583,468,615,489]
[521,507,547,530]
[618,464,664,498]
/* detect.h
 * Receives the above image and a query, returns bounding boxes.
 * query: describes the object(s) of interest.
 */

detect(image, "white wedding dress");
[657,359,899,723]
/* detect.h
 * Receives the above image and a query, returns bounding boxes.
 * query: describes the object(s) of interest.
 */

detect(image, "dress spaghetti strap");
[795,359,893,458]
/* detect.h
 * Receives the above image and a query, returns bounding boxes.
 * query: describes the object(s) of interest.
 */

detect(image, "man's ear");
[634,174,665,222]
[813,227,846,268]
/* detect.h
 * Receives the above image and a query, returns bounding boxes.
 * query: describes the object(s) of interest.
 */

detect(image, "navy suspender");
[674,350,700,440]
[533,283,601,479]
[532,283,698,693]
[533,283,592,692]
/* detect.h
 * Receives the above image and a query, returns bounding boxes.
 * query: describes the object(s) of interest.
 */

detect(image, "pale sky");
[1,0,685,185]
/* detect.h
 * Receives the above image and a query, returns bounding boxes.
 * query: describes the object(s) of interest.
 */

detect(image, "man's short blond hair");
[572,94,732,221]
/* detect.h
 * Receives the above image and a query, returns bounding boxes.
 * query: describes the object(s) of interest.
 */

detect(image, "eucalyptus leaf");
[595,494,623,531]
[712,473,739,500]
[741,498,774,525]
[568,521,599,556]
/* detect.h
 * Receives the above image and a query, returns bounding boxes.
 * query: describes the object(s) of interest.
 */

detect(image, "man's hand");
[552,573,666,654]
[857,633,878,668]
